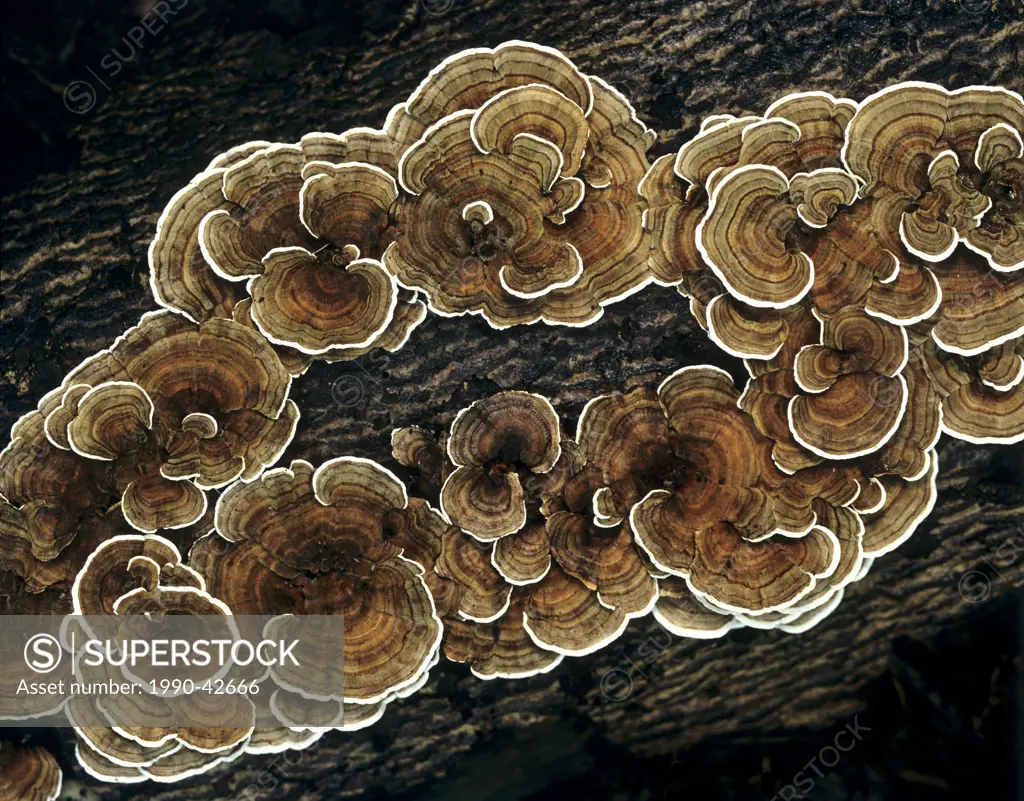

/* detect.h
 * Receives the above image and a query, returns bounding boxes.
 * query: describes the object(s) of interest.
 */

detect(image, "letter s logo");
[24,634,63,674]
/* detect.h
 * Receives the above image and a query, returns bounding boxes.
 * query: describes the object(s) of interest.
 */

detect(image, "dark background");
[2,1,1023,799]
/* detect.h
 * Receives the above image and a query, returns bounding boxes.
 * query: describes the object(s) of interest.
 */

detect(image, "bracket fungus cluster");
[65,535,260,784]
[0,743,62,801]
[3,42,1023,787]
[383,42,655,328]
[189,457,442,710]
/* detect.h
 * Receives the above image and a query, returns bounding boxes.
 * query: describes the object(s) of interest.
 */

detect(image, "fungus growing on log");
[0,743,62,801]
[8,48,1024,791]
[440,391,561,540]
[71,532,204,617]
[788,307,910,459]
[740,324,942,481]
[1,407,117,574]
[512,449,660,654]
[189,458,442,705]
[150,133,426,366]
[73,732,249,785]
[33,311,298,533]
[843,82,1024,271]
[384,42,653,327]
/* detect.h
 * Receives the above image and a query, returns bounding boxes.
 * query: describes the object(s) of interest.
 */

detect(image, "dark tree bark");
[2,1,1023,799]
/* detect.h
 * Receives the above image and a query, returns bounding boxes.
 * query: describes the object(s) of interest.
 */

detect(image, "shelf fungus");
[65,534,255,785]
[0,743,62,801]
[843,82,1024,271]
[396,404,651,658]
[1,406,119,582]
[391,425,452,500]
[441,591,564,680]
[73,730,249,785]
[149,134,426,370]
[384,42,654,327]
[189,458,442,706]
[923,248,1024,359]
[575,366,846,615]
[10,60,1024,785]
[655,505,873,638]
[740,313,943,475]
[510,441,660,655]
[640,91,951,462]
[440,391,562,540]
[920,335,1024,444]
[33,311,298,533]
[788,307,911,460]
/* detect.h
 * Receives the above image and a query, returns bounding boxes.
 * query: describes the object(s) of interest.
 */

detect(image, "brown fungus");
[576,366,843,615]
[440,391,561,540]
[37,312,298,534]
[191,458,442,705]
[843,82,1024,271]
[384,43,653,328]
[150,133,426,365]
[0,744,62,801]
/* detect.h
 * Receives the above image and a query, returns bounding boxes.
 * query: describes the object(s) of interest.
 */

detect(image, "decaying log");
[2,1,1022,798]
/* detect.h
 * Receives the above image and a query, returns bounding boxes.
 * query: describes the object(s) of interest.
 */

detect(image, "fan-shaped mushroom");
[642,90,948,462]
[37,311,299,532]
[190,458,442,705]
[440,391,561,540]
[384,44,652,327]
[0,743,62,801]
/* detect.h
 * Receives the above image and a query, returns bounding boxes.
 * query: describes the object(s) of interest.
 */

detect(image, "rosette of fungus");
[739,315,943,477]
[35,311,298,533]
[149,132,426,371]
[576,366,842,615]
[384,42,654,328]
[66,533,255,784]
[401,404,652,663]
[189,458,442,706]
[740,328,943,559]
[440,391,562,540]
[920,333,1024,444]
[656,511,876,638]
[0,358,218,614]
[385,496,552,677]
[642,92,941,462]
[1,406,119,580]
[788,306,911,459]
[0,743,62,801]
[842,86,1024,422]
[843,82,1024,272]
[505,441,660,656]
